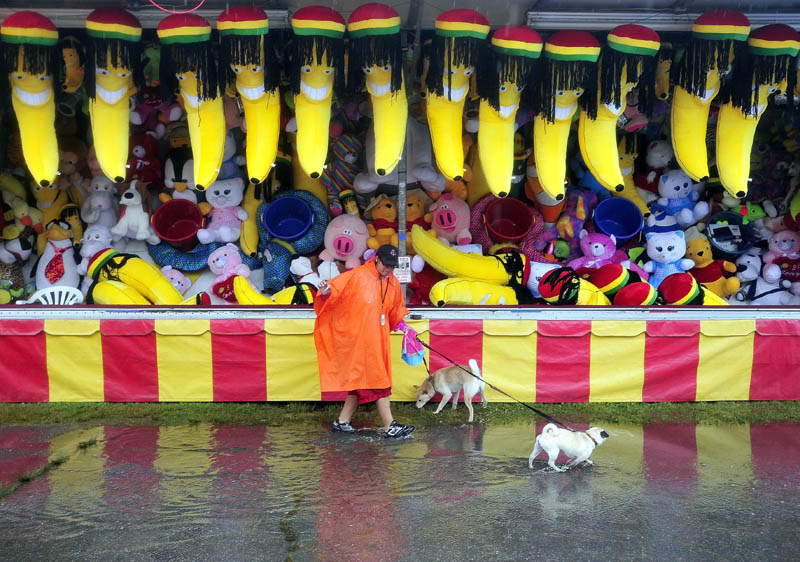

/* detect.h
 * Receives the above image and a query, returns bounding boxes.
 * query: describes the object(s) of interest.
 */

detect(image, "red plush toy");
[407,264,445,305]
[126,133,163,189]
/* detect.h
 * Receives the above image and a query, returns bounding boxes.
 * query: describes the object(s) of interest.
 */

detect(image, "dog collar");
[584,431,599,446]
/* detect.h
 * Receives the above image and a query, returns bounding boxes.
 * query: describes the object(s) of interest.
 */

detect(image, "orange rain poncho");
[314,259,409,392]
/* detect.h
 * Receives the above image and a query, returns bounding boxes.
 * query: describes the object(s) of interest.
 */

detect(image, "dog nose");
[600,431,609,438]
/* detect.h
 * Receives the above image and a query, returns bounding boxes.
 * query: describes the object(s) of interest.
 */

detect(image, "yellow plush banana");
[87,249,183,305]
[533,93,580,201]
[429,278,519,306]
[85,8,143,183]
[233,275,314,305]
[578,95,628,193]
[616,136,650,216]
[670,76,720,182]
[367,69,407,175]
[239,181,262,258]
[1,11,60,188]
[426,9,490,181]
[91,280,151,305]
[157,14,226,191]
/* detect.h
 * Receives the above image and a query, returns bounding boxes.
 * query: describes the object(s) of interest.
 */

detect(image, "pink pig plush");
[568,230,649,280]
[319,214,369,270]
[428,193,471,245]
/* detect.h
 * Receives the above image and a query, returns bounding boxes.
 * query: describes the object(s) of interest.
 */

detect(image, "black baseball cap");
[376,244,399,267]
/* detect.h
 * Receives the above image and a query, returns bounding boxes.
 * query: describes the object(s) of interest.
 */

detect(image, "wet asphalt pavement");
[1,421,798,561]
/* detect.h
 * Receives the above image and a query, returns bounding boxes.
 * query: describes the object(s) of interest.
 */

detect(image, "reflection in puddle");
[1,422,798,561]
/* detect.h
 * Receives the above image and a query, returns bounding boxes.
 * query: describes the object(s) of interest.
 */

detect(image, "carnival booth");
[0,1,799,404]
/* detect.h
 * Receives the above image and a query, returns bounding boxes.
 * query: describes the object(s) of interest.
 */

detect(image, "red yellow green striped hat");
[217,5,269,37]
[692,10,750,42]
[588,264,630,296]
[0,10,58,46]
[491,25,542,59]
[614,282,659,306]
[291,5,346,39]
[434,9,490,40]
[747,24,800,57]
[659,273,702,305]
[347,3,401,38]
[544,30,601,62]
[607,24,660,56]
[87,248,120,280]
[157,14,212,45]
[86,8,142,43]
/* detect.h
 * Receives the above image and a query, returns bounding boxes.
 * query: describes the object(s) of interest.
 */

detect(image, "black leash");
[417,340,576,432]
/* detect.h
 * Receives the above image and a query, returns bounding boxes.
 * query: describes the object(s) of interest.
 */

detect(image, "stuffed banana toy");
[0,11,60,188]
[218,5,280,185]
[425,9,490,181]
[86,248,184,305]
[578,24,659,194]
[347,3,406,177]
[289,6,345,179]
[532,31,600,201]
[157,14,226,191]
[616,134,651,216]
[476,25,541,197]
[671,10,750,184]
[716,24,800,198]
[85,8,143,184]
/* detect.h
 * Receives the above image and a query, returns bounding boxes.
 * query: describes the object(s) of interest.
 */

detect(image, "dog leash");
[417,340,577,432]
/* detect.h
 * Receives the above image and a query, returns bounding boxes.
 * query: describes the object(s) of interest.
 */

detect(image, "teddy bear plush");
[126,133,163,189]
[685,234,740,298]
[365,194,399,250]
[161,265,191,295]
[734,248,800,305]
[643,229,695,289]
[568,229,650,280]
[763,229,800,293]
[635,139,673,195]
[80,175,118,230]
[208,243,250,303]
[649,168,709,228]
[197,178,248,244]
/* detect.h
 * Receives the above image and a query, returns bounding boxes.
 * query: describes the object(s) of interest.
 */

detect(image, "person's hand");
[319,280,331,296]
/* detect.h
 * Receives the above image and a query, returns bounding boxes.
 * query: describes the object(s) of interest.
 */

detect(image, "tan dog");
[528,423,609,471]
[414,359,487,422]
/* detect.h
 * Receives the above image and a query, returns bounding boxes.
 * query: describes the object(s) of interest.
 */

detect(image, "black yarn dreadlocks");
[85,35,144,101]
[719,51,798,117]
[539,267,581,305]
[347,31,404,96]
[595,49,657,119]
[425,34,486,99]
[288,34,344,97]
[531,55,598,123]
[477,48,538,112]
[220,32,281,95]
[1,40,59,81]
[159,40,219,102]
[672,37,747,98]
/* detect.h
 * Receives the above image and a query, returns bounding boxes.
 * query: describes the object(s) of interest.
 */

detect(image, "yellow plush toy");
[289,6,345,179]
[716,24,800,198]
[671,10,750,184]
[476,25,542,197]
[0,11,60,188]
[157,14,226,191]
[616,134,651,216]
[532,30,600,201]
[346,3,406,177]
[425,9,490,182]
[685,234,740,298]
[218,6,280,185]
[85,8,143,184]
[365,194,399,250]
[578,24,659,194]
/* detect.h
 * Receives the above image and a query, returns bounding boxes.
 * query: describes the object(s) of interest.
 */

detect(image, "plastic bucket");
[263,194,314,242]
[483,197,534,244]
[593,197,643,242]
[706,211,754,260]
[152,199,204,251]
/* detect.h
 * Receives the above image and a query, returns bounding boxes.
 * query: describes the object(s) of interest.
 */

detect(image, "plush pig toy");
[428,193,471,245]
[319,214,369,269]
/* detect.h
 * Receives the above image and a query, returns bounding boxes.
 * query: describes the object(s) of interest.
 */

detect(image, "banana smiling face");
[176,71,203,109]
[495,80,522,121]
[299,53,334,104]
[554,88,583,121]
[95,61,133,108]
[364,64,393,98]
[232,60,266,102]
[10,66,53,108]
[441,64,472,102]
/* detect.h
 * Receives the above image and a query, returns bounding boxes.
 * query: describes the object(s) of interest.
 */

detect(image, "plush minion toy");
[217,5,280,185]
[347,3,407,177]
[85,8,143,184]
[289,5,345,179]
[538,267,611,306]
[587,263,644,303]
[157,13,226,191]
[670,10,750,184]
[578,24,659,194]
[1,11,60,188]
[476,25,542,198]
[658,272,728,305]
[532,30,600,202]
[716,24,800,198]
[425,9,490,182]
[613,281,662,306]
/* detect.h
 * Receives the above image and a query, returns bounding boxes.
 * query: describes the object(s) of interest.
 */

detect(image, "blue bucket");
[263,195,314,242]
[593,197,643,242]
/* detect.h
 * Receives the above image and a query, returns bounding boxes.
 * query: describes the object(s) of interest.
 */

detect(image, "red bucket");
[152,199,204,251]
[483,197,534,244]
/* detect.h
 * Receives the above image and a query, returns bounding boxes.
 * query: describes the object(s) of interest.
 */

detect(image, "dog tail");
[468,359,482,381]
[542,423,558,435]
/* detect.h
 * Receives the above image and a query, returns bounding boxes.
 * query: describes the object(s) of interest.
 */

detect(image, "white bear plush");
[650,169,709,228]
[643,229,695,289]
[197,177,248,244]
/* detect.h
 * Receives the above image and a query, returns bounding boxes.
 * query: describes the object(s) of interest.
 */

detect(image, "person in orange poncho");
[315,244,416,438]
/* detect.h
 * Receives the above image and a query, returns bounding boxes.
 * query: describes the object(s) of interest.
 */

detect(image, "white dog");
[414,359,487,422]
[111,181,160,245]
[528,423,609,471]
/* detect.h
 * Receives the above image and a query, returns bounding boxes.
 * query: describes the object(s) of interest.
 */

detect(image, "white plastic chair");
[15,286,84,305]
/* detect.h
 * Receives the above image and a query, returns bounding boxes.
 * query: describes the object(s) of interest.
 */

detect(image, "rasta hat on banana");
[157,14,219,101]
[478,25,542,111]
[84,8,144,101]
[346,3,404,96]
[613,281,661,306]
[425,9,490,98]
[289,5,345,97]
[672,10,750,98]
[533,30,600,123]
[588,263,643,301]
[721,24,800,116]
[217,5,280,94]
[1,11,59,78]
[591,24,659,120]
[658,273,704,305]
[538,267,582,305]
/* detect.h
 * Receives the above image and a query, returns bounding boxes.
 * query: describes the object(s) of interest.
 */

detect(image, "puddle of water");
[1,421,798,561]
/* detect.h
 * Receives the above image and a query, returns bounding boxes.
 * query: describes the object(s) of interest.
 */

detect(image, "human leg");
[375,396,415,438]
[338,394,358,423]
